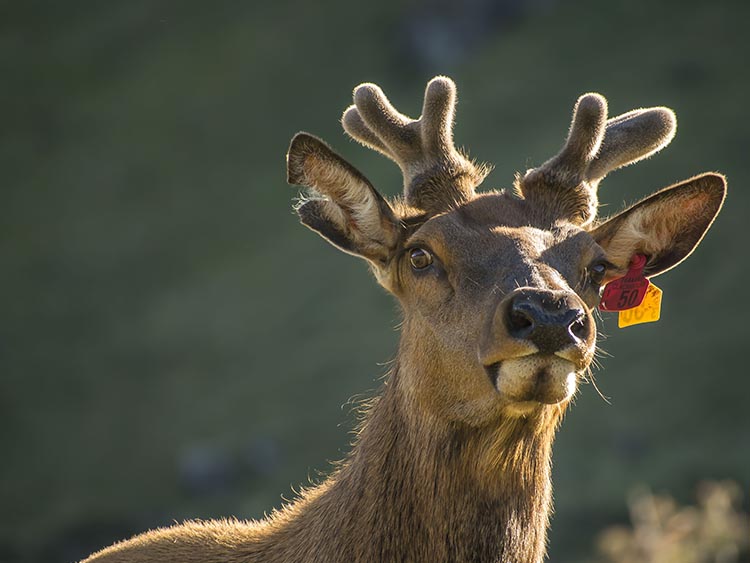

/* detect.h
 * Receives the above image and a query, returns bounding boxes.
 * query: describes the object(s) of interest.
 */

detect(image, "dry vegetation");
[595,481,749,563]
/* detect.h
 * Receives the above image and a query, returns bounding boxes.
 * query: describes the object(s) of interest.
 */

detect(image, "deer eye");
[587,261,608,286]
[409,248,433,270]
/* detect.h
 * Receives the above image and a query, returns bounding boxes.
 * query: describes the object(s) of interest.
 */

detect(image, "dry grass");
[595,481,749,563]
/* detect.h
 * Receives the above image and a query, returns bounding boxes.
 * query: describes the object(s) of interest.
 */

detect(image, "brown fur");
[85,375,560,562]
[82,77,725,563]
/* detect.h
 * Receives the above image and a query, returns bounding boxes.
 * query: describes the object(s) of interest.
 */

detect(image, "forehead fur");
[395,191,592,243]
[398,192,601,285]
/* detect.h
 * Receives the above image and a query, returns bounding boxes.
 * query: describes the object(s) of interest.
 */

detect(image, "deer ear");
[590,173,726,278]
[287,133,400,265]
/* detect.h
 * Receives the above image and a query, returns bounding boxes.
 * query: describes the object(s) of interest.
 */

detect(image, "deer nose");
[505,290,589,353]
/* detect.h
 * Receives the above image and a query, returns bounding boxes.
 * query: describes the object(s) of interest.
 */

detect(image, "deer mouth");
[485,355,578,406]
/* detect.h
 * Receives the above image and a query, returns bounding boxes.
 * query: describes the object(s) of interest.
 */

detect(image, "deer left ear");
[590,173,726,278]
[287,133,400,266]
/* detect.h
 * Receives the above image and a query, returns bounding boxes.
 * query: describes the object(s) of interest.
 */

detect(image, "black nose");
[505,290,589,353]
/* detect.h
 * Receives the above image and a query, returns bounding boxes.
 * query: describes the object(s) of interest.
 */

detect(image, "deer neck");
[282,362,562,563]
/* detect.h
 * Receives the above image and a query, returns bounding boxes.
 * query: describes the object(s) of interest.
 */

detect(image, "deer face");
[390,198,600,422]
[287,77,725,427]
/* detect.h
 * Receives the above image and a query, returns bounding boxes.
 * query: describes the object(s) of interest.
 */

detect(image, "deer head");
[287,77,725,431]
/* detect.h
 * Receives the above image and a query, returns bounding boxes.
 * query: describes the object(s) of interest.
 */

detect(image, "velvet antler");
[518,93,677,226]
[342,77,489,213]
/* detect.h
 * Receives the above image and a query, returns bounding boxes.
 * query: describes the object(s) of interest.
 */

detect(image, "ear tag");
[599,254,649,311]
[617,282,662,328]
[598,254,663,328]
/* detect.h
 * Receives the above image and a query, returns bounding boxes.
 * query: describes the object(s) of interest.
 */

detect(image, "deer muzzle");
[479,288,596,406]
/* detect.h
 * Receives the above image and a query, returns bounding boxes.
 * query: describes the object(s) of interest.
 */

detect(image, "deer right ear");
[287,133,400,266]
[590,173,726,278]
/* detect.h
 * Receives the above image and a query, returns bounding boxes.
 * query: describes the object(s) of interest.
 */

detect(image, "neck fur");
[263,363,563,563]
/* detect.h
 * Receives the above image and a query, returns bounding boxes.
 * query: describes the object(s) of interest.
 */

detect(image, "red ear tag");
[599,254,649,311]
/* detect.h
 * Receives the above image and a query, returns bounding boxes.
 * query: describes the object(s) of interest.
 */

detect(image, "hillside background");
[1,1,748,561]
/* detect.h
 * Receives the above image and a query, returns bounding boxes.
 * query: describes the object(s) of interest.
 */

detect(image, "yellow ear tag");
[618,282,662,328]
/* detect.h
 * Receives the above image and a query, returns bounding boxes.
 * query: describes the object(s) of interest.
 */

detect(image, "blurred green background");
[2,1,748,562]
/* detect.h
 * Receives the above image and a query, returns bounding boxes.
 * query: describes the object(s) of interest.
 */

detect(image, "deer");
[82,76,725,563]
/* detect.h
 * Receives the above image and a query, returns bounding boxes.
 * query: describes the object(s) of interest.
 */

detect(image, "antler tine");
[420,77,457,158]
[587,107,676,182]
[518,93,607,226]
[351,83,419,162]
[556,93,608,174]
[341,105,393,159]
[518,93,677,227]
[342,76,487,212]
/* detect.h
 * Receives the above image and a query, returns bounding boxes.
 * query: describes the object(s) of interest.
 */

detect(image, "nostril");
[510,310,533,329]
[507,305,535,337]
[570,315,588,340]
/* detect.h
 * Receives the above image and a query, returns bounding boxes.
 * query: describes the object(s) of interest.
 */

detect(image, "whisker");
[585,365,611,404]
